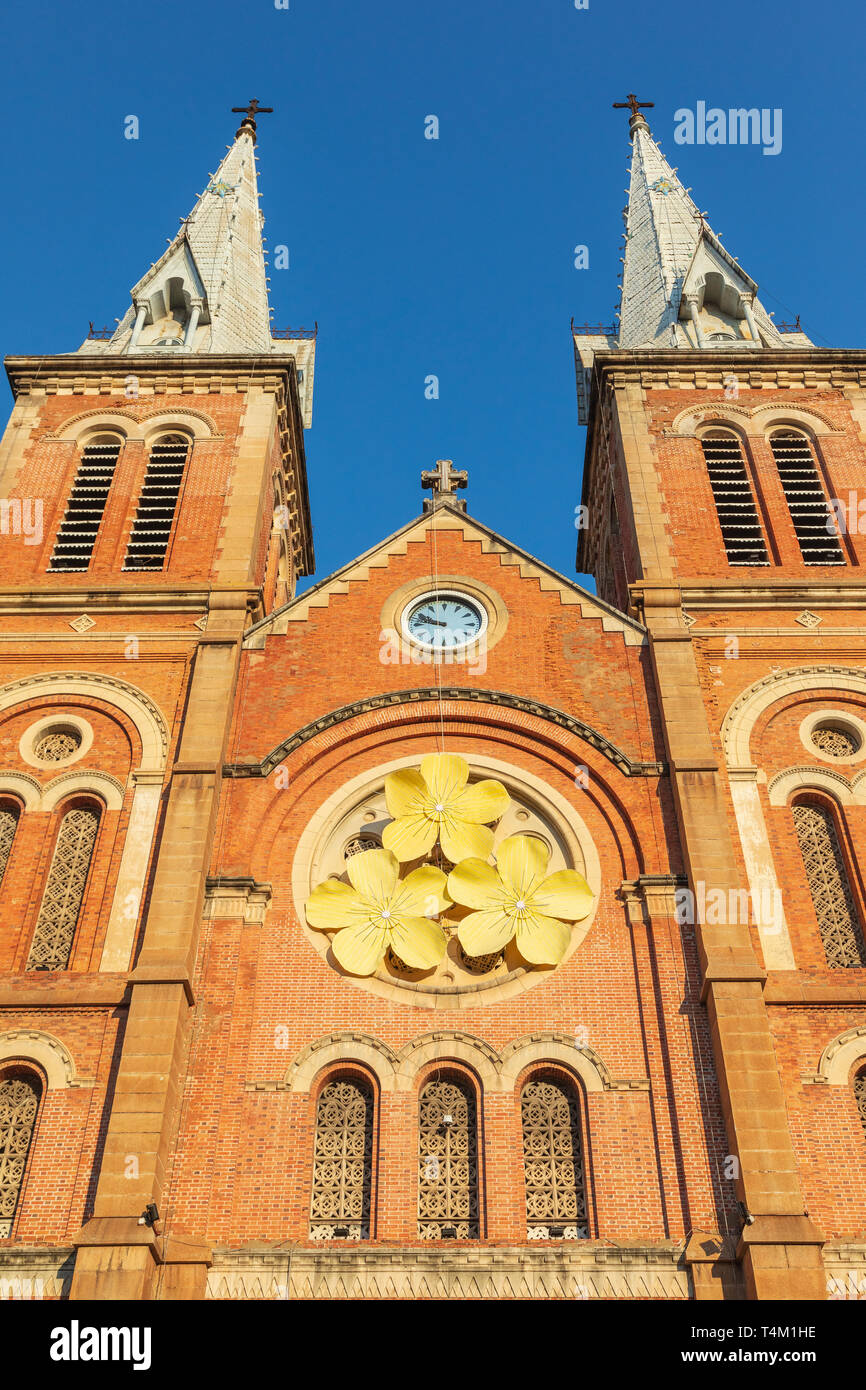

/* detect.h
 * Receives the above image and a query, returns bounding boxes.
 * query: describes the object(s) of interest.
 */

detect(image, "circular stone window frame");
[19,714,94,771]
[381,574,508,667]
[290,753,601,1011]
[798,709,866,766]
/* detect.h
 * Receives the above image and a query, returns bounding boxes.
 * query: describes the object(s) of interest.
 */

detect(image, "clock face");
[404,592,485,650]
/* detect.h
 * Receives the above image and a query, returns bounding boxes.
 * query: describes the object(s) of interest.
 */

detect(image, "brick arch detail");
[805,1026,866,1086]
[0,1030,93,1090]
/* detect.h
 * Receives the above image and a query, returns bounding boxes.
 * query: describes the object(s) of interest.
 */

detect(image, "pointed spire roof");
[77,110,317,423]
[615,107,808,350]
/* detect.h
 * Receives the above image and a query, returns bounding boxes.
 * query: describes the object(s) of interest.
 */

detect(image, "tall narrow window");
[418,1075,479,1239]
[49,435,122,571]
[123,434,189,570]
[769,431,843,565]
[27,805,100,971]
[0,804,20,892]
[855,1069,866,1137]
[792,802,866,968]
[309,1077,373,1239]
[521,1075,589,1239]
[700,432,768,565]
[0,1075,40,1237]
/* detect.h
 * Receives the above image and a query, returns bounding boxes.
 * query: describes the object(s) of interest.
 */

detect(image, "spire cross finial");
[421,459,468,511]
[230,98,274,143]
[613,93,654,119]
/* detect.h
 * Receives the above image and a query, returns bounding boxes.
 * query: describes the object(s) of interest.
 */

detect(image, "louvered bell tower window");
[26,806,100,971]
[123,435,189,571]
[49,436,122,572]
[769,431,844,565]
[700,433,768,565]
[792,802,866,969]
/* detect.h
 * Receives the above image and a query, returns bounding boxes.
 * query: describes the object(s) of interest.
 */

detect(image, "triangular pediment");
[244,503,646,649]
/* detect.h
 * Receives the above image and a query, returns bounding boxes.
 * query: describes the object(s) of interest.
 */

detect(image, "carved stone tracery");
[792,802,866,968]
[309,1079,373,1240]
[418,1077,479,1239]
[0,1076,40,1238]
[521,1077,588,1239]
[26,807,99,971]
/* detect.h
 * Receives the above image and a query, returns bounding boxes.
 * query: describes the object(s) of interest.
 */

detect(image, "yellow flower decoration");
[382,753,510,864]
[447,834,594,966]
[305,846,450,976]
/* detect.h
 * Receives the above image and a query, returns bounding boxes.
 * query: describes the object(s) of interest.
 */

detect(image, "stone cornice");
[4,353,305,397]
[224,687,666,780]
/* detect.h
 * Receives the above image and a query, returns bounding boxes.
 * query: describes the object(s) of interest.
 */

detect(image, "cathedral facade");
[0,101,864,1302]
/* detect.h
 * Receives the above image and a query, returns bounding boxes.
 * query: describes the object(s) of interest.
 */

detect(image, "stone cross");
[231,99,274,143]
[421,459,468,512]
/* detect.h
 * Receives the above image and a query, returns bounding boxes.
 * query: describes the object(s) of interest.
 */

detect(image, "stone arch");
[0,773,41,812]
[47,406,217,444]
[0,672,168,773]
[281,1033,400,1094]
[0,1030,92,1090]
[396,1032,502,1092]
[808,1026,866,1086]
[39,771,125,813]
[722,667,866,770]
[502,1033,618,1093]
[767,766,854,808]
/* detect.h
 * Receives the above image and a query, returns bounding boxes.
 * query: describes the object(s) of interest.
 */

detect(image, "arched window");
[309,1076,374,1239]
[521,1074,589,1239]
[792,801,866,968]
[417,1074,479,1239]
[0,1074,41,1237]
[699,432,768,565]
[123,434,190,570]
[0,803,20,892]
[49,435,123,572]
[855,1068,866,1137]
[27,804,100,971]
[769,431,843,565]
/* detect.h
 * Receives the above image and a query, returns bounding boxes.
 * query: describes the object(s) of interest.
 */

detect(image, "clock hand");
[419,614,448,627]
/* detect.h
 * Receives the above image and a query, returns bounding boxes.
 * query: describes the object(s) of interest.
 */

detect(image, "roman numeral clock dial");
[403,592,486,650]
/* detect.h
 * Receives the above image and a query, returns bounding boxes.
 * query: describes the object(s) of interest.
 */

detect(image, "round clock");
[403,591,486,651]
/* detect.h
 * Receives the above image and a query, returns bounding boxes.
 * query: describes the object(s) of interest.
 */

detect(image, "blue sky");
[1,0,862,592]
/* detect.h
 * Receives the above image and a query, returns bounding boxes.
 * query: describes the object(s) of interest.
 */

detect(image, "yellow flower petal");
[345,846,399,903]
[420,752,468,803]
[392,865,450,917]
[331,922,389,975]
[496,834,549,899]
[305,879,370,931]
[382,814,438,863]
[451,778,510,825]
[530,869,594,922]
[440,818,494,865]
[457,909,515,956]
[384,768,429,820]
[390,916,448,969]
[447,858,508,911]
[515,911,571,965]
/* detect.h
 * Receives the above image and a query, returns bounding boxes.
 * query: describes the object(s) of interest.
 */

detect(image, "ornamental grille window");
[792,803,866,968]
[0,806,19,895]
[700,435,768,566]
[27,806,100,971]
[309,1078,373,1240]
[521,1076,589,1239]
[769,432,844,565]
[855,1070,866,1137]
[811,724,861,759]
[0,1076,40,1237]
[33,728,81,763]
[49,437,122,572]
[123,435,189,571]
[417,1076,479,1239]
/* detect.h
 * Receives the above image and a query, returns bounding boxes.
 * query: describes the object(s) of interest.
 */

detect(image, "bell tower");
[575,100,866,1300]
[0,103,316,1298]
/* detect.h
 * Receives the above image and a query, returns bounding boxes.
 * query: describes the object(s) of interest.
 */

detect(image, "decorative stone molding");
[824,1241,866,1299]
[802,1026,866,1086]
[0,1030,93,1090]
[0,773,41,811]
[19,713,94,770]
[40,770,126,812]
[0,672,168,770]
[796,611,822,629]
[252,1030,649,1096]
[670,401,843,440]
[0,1247,75,1299]
[767,765,857,807]
[203,877,273,924]
[42,404,219,442]
[797,708,866,766]
[206,1242,690,1300]
[722,667,866,769]
[69,615,95,634]
[619,874,686,922]
[228,688,665,780]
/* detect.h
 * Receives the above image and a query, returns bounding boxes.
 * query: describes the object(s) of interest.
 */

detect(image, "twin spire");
[614,94,809,351]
